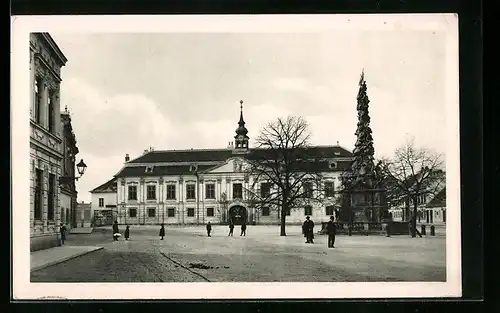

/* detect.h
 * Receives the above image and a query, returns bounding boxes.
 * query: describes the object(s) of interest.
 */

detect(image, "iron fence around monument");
[319,221,409,236]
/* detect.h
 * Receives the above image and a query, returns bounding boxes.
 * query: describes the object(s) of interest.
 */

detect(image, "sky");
[50,29,450,203]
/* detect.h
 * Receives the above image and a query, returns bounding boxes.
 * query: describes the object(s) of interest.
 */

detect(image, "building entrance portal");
[229,205,248,225]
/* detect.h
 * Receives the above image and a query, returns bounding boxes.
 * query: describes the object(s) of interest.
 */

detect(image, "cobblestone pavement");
[31,226,446,282]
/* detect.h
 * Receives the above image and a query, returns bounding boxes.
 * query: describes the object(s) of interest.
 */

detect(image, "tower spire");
[238,100,245,126]
[233,100,249,152]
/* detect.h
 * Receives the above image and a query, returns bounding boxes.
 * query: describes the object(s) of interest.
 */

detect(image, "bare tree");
[245,116,327,236]
[380,137,445,237]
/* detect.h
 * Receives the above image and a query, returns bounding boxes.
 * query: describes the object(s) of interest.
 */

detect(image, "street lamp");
[59,159,87,185]
[76,159,87,176]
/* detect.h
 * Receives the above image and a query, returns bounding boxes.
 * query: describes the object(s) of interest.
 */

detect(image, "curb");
[31,246,104,272]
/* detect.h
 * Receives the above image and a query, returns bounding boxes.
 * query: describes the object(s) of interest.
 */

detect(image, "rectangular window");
[34,78,42,124]
[261,207,270,216]
[99,198,104,207]
[48,91,54,133]
[129,208,137,218]
[148,208,156,218]
[187,208,195,217]
[285,208,291,216]
[47,174,55,220]
[303,182,313,198]
[34,168,43,220]
[260,183,270,198]
[325,205,335,216]
[205,184,215,199]
[206,207,214,217]
[128,186,137,200]
[186,184,196,199]
[325,181,335,197]
[233,183,243,199]
[304,205,312,216]
[166,185,176,200]
[167,208,175,217]
[147,185,156,200]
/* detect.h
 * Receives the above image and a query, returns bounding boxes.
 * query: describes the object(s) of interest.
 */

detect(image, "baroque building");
[29,33,68,251]
[59,107,79,230]
[111,105,354,226]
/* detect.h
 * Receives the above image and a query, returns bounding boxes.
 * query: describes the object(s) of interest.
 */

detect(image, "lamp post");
[58,159,87,184]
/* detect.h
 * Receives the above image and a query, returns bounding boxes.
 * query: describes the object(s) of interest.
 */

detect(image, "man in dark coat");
[112,221,120,241]
[60,223,67,245]
[327,216,337,248]
[240,222,247,236]
[206,222,212,237]
[159,224,165,240]
[228,222,234,236]
[125,225,130,240]
[303,216,315,243]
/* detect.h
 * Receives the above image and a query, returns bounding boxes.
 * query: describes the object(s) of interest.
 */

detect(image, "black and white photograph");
[12,14,460,299]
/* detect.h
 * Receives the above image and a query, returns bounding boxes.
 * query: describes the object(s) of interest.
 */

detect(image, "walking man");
[125,225,130,240]
[240,222,247,236]
[60,223,67,245]
[228,222,234,236]
[327,216,337,248]
[303,216,315,244]
[159,224,165,240]
[206,222,212,237]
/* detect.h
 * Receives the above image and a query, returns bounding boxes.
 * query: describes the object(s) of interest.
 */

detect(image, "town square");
[12,15,461,297]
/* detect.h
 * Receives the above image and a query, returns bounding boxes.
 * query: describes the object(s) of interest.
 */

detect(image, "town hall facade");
[105,104,354,226]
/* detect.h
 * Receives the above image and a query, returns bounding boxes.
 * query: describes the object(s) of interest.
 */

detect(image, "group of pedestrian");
[226,222,247,236]
[107,216,337,248]
[205,221,247,237]
[111,221,131,241]
[302,215,337,248]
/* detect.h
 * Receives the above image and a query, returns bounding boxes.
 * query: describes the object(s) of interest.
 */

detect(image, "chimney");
[125,154,130,162]
[143,149,148,155]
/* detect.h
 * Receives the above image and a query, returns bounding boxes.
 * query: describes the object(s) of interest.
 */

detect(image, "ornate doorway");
[229,205,248,225]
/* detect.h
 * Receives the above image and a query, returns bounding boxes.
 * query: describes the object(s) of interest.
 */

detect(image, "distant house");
[76,201,92,227]
[388,170,446,224]
[90,178,118,226]
[424,187,446,224]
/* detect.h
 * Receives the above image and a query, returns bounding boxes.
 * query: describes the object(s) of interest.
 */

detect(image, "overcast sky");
[50,30,449,203]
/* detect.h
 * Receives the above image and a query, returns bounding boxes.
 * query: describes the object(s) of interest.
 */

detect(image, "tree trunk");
[411,200,418,238]
[280,204,287,236]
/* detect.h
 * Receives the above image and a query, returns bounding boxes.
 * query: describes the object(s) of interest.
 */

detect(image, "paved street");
[31,225,446,282]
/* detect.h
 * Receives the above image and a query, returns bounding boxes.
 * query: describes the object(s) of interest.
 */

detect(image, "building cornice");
[30,138,64,160]
[34,52,63,83]
[41,33,68,66]
[31,119,63,143]
[124,161,222,167]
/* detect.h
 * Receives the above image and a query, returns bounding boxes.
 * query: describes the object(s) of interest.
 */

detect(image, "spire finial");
[240,100,243,111]
[64,105,68,113]
[359,69,365,86]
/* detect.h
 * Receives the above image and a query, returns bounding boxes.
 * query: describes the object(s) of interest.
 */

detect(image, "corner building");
[114,106,354,225]
[29,33,67,251]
